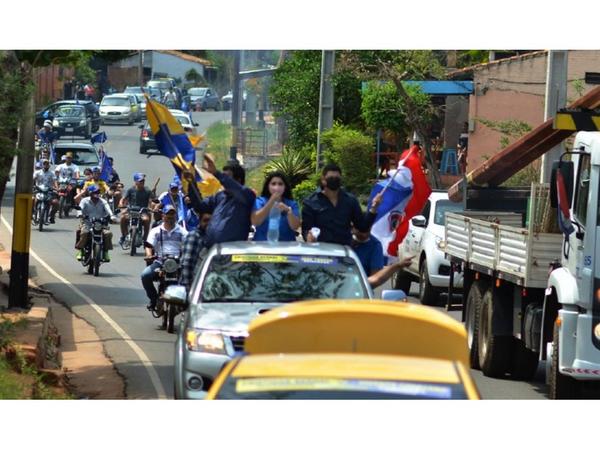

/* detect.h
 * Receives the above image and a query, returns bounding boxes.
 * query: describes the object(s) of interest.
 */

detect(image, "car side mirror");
[138,124,144,129]
[163,285,188,308]
[381,290,407,302]
[550,160,574,208]
[411,215,427,228]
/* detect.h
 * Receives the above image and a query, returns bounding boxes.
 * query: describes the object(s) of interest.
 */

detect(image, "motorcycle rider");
[119,172,156,246]
[106,157,123,213]
[55,152,80,181]
[156,181,185,225]
[33,159,59,223]
[142,204,188,311]
[163,87,177,108]
[75,184,117,261]
[38,120,58,145]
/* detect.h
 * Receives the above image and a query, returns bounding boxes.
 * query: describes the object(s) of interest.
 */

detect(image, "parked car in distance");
[134,93,147,118]
[138,109,199,154]
[124,86,144,95]
[206,300,480,399]
[52,142,100,168]
[52,104,94,139]
[99,94,137,125]
[147,78,175,91]
[221,90,246,111]
[393,191,464,306]
[171,241,377,399]
[123,93,142,122]
[37,100,100,132]
[188,87,220,111]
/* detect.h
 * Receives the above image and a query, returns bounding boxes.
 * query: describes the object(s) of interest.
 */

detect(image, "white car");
[99,94,136,125]
[169,109,198,135]
[393,191,464,305]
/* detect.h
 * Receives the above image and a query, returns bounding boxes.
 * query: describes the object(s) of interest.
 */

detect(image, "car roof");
[230,353,464,384]
[103,94,130,99]
[54,143,96,150]
[211,241,353,258]
[168,109,188,116]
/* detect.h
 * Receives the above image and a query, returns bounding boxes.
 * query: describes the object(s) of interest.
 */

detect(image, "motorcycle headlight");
[79,120,86,126]
[93,222,103,231]
[185,329,228,354]
[435,236,446,250]
[36,193,44,200]
[163,258,179,273]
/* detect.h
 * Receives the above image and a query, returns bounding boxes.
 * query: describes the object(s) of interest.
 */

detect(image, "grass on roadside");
[205,121,232,170]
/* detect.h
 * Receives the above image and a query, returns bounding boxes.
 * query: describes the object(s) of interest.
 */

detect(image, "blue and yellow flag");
[145,98,221,197]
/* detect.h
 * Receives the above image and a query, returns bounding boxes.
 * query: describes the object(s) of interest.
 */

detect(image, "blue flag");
[98,146,112,182]
[91,132,108,144]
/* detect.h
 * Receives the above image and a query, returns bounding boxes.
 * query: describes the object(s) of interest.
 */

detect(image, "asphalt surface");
[1,111,229,399]
[1,110,548,399]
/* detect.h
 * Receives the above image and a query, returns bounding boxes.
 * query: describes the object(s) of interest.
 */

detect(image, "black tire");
[139,146,146,154]
[465,281,484,370]
[167,305,177,334]
[510,339,539,380]
[214,103,220,111]
[202,102,207,111]
[549,322,580,399]
[87,251,94,274]
[38,205,44,232]
[392,270,412,293]
[93,243,101,277]
[84,123,91,139]
[478,288,512,377]
[129,227,137,256]
[58,196,65,219]
[419,262,439,306]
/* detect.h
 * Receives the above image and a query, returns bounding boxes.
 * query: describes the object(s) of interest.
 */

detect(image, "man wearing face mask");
[302,163,383,245]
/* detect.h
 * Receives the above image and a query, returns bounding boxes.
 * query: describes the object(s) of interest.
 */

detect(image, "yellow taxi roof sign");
[245,300,469,367]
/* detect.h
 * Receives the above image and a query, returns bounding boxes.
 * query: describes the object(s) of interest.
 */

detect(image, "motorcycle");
[81,216,109,277]
[150,255,182,333]
[57,178,77,218]
[120,206,149,256]
[106,182,124,215]
[32,185,55,231]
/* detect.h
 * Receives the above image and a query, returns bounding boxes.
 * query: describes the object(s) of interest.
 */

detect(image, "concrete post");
[316,50,335,172]
[540,50,568,183]
[230,50,242,163]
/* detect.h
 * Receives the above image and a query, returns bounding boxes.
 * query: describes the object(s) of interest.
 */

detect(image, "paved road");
[1,111,229,399]
[1,110,549,399]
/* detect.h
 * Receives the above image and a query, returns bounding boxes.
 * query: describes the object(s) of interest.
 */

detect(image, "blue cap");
[92,166,101,173]
[169,182,179,189]
[162,204,176,214]
[87,184,100,194]
[35,161,42,169]
[133,172,145,182]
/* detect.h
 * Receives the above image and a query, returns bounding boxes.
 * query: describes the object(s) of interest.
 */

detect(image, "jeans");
[141,261,162,304]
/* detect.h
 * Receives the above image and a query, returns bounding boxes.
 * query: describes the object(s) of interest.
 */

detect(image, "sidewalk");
[0,246,125,399]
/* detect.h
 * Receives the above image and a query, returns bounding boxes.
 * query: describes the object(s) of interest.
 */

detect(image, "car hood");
[190,95,205,101]
[55,116,85,122]
[188,302,286,334]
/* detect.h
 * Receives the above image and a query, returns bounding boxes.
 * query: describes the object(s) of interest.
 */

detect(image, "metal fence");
[237,124,282,157]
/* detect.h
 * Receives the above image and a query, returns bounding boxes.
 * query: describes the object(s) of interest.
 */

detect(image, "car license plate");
[65,127,74,132]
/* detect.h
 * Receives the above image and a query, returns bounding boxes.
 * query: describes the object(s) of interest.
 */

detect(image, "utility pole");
[230,50,242,163]
[138,50,144,86]
[8,92,35,309]
[540,50,568,182]
[316,50,335,172]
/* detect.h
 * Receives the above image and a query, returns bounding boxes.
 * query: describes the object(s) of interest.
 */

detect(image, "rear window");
[215,377,468,400]
[54,148,99,166]
[188,88,207,96]
[56,106,85,117]
[102,97,130,107]
[433,200,463,225]
[198,254,369,303]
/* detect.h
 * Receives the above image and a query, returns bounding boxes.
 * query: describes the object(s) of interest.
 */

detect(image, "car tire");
[418,262,439,306]
[202,102,207,111]
[392,270,412,293]
[510,339,539,380]
[214,103,220,111]
[478,288,512,378]
[549,321,580,399]
[139,146,146,154]
[84,123,91,139]
[465,281,483,370]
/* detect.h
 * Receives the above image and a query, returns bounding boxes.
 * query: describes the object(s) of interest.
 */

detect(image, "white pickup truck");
[445,131,600,399]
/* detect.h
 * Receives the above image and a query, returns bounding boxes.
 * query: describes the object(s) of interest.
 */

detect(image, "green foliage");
[185,68,205,85]
[501,163,540,188]
[456,50,489,68]
[342,50,446,81]
[205,121,232,170]
[476,118,532,150]
[292,173,321,205]
[572,79,585,98]
[321,125,375,193]
[263,148,313,188]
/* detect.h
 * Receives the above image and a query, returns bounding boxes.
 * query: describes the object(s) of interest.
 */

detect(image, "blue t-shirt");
[253,196,300,242]
[353,235,384,276]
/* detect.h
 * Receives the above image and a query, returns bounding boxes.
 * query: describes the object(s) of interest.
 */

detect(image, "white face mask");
[270,184,285,196]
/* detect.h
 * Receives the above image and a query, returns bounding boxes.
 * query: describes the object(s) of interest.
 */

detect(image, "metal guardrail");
[238,125,281,157]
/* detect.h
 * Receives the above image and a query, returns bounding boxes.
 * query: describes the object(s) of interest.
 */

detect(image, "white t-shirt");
[146,224,188,258]
[33,169,56,188]
[79,197,113,225]
[55,162,80,181]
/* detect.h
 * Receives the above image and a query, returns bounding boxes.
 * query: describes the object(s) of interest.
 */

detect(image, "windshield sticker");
[231,255,337,265]
[236,378,452,398]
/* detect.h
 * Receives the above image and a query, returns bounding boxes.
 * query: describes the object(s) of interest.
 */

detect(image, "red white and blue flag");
[556,171,574,236]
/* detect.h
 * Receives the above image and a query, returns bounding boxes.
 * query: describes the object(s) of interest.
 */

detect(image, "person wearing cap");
[38,120,58,145]
[33,158,59,223]
[75,184,118,262]
[119,172,156,245]
[78,166,108,199]
[156,181,185,225]
[142,204,188,310]
[55,151,80,182]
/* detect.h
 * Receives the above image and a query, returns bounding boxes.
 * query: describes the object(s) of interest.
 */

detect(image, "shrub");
[292,173,320,205]
[263,148,313,188]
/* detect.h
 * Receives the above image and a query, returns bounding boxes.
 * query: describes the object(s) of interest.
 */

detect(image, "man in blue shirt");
[194,156,256,248]
[38,120,58,145]
[351,226,385,276]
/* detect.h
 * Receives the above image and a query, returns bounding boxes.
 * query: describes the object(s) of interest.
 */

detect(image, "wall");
[151,52,204,83]
[35,65,74,107]
[107,66,138,92]
[443,96,469,149]
[466,50,600,172]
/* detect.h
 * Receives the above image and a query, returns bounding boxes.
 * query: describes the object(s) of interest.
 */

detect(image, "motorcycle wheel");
[87,250,93,274]
[167,305,177,334]
[129,226,137,256]
[38,205,44,232]
[58,197,65,219]
[93,243,101,277]
[161,306,168,330]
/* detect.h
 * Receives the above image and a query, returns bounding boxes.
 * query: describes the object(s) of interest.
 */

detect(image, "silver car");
[99,94,136,125]
[171,241,378,399]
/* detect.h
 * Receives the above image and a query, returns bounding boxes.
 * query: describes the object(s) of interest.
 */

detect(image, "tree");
[338,50,446,188]
[184,68,204,86]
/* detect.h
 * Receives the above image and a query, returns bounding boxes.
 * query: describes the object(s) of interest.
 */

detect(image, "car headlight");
[185,328,228,354]
[435,237,446,250]
[79,120,86,126]
[52,119,59,127]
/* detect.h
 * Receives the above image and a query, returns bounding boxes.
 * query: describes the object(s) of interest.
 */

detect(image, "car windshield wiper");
[201,298,288,304]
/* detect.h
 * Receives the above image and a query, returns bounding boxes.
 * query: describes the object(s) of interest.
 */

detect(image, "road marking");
[0,214,167,399]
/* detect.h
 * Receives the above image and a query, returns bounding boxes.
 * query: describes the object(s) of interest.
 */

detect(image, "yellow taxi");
[206,300,480,399]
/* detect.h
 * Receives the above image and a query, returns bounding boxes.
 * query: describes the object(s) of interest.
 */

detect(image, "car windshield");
[102,97,130,107]
[175,115,191,125]
[188,88,207,96]
[434,200,463,225]
[53,148,99,166]
[124,87,143,94]
[215,377,468,400]
[147,81,170,90]
[55,106,85,118]
[199,254,368,303]
[134,94,146,103]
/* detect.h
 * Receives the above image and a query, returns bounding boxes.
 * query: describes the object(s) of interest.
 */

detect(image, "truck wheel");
[549,322,579,399]
[510,340,539,380]
[465,281,483,369]
[392,270,412,293]
[419,262,439,306]
[478,288,512,377]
